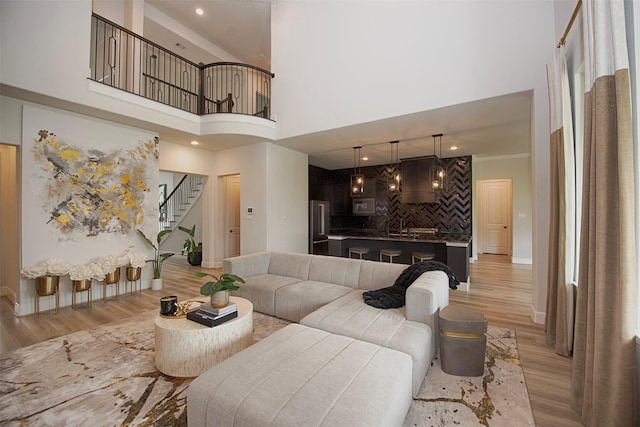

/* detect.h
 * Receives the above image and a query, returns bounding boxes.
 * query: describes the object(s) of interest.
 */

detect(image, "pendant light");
[350,146,365,194]
[388,140,401,192]
[431,134,445,191]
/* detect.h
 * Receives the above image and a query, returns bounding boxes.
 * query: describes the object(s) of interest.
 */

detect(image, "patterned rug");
[0,311,534,426]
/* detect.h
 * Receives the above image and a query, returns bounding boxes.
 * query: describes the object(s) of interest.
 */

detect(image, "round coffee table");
[154,296,253,377]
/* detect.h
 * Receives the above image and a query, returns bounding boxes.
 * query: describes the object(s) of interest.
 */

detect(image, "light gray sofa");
[187,251,449,426]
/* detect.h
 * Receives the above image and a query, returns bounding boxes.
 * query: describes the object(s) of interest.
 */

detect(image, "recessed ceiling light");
[195,8,204,16]
[362,156,369,161]
[190,140,199,145]
[450,146,458,151]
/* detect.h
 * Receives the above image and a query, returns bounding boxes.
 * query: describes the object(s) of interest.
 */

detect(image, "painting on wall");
[31,130,159,240]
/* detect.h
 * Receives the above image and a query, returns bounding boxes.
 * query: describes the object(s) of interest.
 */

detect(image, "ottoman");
[187,324,413,427]
[439,305,487,376]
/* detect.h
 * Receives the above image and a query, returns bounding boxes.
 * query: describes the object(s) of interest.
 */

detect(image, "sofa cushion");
[268,252,312,280]
[300,290,432,397]
[232,274,302,316]
[274,280,354,322]
[358,260,407,290]
[187,324,413,427]
[308,255,363,289]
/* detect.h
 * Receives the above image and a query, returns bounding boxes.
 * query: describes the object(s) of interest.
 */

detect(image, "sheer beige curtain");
[571,1,637,425]
[545,48,577,357]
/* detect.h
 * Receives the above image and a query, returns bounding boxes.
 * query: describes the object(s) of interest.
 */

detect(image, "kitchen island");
[328,229,471,288]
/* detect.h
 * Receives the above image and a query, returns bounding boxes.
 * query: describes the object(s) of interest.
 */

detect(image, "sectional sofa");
[187,251,450,426]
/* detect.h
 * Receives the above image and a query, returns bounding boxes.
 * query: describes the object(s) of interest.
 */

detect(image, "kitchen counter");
[327,229,471,287]
[327,230,471,247]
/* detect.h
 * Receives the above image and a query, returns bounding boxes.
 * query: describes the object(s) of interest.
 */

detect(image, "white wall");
[271,0,554,323]
[266,143,309,253]
[159,140,309,267]
[473,155,533,264]
[12,103,158,315]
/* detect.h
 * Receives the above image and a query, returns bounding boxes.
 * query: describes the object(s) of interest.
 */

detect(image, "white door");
[479,179,512,255]
[224,175,241,257]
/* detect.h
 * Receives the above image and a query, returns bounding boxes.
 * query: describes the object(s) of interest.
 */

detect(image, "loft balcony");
[89,13,274,121]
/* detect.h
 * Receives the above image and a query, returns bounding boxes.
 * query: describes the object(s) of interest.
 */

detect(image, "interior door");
[479,179,512,255]
[224,174,241,257]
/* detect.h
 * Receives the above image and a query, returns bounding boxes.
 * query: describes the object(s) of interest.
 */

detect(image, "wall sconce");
[388,141,401,192]
[351,146,365,194]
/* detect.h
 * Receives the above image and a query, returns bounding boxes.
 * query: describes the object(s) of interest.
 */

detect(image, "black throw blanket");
[363,261,459,309]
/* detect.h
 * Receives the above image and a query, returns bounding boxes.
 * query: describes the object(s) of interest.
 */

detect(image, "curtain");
[545,48,577,357]
[571,1,638,425]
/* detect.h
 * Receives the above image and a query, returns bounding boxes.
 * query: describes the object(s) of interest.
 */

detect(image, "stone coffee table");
[154,296,253,377]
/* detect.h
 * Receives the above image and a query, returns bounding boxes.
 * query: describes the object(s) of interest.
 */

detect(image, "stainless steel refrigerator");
[309,200,330,255]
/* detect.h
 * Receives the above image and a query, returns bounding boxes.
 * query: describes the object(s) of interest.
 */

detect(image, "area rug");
[0,312,534,426]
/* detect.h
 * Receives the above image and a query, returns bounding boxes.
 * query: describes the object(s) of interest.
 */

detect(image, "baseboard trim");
[201,261,222,269]
[512,257,533,265]
[457,278,470,292]
[530,305,545,325]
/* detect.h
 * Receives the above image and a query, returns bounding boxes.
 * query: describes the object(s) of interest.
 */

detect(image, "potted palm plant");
[137,228,174,290]
[195,272,245,308]
[178,224,203,266]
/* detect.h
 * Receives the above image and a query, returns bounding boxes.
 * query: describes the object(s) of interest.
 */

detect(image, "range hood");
[401,156,440,204]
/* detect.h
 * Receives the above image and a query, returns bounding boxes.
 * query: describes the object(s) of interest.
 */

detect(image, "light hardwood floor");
[0,254,583,426]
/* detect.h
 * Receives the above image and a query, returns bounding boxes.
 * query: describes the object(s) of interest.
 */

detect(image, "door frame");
[222,174,241,259]
[477,178,513,257]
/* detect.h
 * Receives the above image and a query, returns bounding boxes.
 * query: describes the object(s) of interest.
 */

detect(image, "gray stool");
[411,251,435,263]
[348,247,369,259]
[438,305,488,376]
[380,249,401,263]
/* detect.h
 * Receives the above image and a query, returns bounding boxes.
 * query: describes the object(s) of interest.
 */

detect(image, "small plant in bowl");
[195,272,245,308]
[178,225,203,266]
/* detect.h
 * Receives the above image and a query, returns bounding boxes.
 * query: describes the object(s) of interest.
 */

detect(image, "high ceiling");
[136,1,533,170]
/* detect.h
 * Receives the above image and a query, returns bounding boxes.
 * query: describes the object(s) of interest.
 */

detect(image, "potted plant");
[195,272,245,308]
[137,228,174,290]
[178,224,203,266]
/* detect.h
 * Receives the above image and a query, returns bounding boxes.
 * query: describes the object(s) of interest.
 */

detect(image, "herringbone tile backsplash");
[310,156,472,234]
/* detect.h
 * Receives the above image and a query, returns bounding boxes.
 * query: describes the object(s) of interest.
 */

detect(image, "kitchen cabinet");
[329,184,351,215]
[401,157,440,204]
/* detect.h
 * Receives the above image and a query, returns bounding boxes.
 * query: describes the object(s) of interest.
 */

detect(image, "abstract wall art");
[31,130,159,239]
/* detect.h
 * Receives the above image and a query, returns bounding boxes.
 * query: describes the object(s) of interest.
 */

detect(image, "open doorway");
[223,174,241,258]
[477,178,512,256]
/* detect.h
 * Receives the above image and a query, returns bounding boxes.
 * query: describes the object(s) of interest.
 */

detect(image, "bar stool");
[380,249,401,263]
[348,247,369,259]
[411,251,435,263]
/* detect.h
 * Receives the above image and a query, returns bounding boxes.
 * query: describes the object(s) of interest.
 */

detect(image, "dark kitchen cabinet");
[401,157,440,204]
[330,184,351,215]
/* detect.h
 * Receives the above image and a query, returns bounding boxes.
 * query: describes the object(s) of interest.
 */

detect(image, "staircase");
[159,174,204,231]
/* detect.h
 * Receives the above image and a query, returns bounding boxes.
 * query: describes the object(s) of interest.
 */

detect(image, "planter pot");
[151,278,163,291]
[187,251,202,266]
[72,279,92,292]
[35,276,59,296]
[210,290,229,308]
[126,266,142,281]
[105,268,120,284]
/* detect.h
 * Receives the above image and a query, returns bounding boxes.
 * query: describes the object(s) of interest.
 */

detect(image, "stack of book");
[187,302,238,327]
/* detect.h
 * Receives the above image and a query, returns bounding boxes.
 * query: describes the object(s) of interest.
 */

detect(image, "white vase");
[151,278,162,290]
[210,290,230,308]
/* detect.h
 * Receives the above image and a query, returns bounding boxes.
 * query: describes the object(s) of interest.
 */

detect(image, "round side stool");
[438,305,488,376]
[379,249,401,263]
[348,247,369,259]
[411,251,435,263]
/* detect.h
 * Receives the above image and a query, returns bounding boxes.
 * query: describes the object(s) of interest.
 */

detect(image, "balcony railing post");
[197,63,205,116]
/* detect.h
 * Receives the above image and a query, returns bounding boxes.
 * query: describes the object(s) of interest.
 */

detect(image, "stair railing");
[159,174,204,231]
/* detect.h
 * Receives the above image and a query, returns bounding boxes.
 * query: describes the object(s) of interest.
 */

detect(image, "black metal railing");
[159,174,204,230]
[89,13,274,119]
